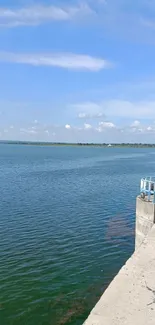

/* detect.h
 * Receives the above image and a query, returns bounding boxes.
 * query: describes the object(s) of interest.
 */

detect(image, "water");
[0,145,154,325]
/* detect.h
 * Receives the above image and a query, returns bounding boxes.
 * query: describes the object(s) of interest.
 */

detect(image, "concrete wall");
[83,196,155,325]
[135,196,155,249]
[84,225,155,325]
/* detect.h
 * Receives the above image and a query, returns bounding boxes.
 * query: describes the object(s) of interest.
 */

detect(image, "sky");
[1,0,155,143]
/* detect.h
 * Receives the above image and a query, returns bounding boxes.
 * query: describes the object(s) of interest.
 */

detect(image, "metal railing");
[140,177,155,202]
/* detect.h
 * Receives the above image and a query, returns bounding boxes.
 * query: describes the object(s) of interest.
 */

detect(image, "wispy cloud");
[78,112,105,119]
[0,3,93,27]
[0,52,110,71]
[72,102,107,117]
[0,0,154,44]
[20,127,37,135]
[73,100,155,118]
[141,18,155,29]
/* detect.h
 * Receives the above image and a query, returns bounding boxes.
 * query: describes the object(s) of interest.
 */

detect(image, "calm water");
[0,145,154,325]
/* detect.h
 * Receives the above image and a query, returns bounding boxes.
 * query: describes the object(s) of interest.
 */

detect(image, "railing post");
[140,177,155,202]
[148,180,151,201]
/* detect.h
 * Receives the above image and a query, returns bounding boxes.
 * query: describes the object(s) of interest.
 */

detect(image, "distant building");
[107,144,112,147]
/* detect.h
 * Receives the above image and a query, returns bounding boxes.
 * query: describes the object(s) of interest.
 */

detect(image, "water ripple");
[0,145,152,325]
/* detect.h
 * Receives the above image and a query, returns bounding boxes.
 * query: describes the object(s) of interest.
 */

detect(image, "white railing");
[140,177,155,202]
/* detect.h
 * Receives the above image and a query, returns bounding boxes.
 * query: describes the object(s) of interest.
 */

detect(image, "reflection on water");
[105,211,135,241]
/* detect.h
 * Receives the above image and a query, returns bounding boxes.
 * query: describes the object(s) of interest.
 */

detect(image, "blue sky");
[1,0,155,142]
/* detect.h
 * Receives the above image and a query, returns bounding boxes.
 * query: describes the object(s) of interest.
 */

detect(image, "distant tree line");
[1,141,155,148]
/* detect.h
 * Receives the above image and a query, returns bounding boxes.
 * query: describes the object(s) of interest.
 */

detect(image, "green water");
[1,145,153,325]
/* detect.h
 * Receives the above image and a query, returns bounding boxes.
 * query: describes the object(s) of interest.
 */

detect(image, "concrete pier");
[83,177,155,325]
[136,196,155,248]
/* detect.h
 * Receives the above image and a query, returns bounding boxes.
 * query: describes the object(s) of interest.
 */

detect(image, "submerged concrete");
[84,225,155,325]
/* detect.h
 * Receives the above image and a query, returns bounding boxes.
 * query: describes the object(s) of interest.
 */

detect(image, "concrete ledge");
[84,225,155,325]
[136,196,155,248]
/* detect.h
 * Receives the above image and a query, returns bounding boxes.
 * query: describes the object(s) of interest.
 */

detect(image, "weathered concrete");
[84,225,155,325]
[136,196,155,249]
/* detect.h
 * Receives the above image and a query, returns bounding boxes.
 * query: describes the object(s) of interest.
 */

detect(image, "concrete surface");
[84,225,155,325]
[136,196,155,248]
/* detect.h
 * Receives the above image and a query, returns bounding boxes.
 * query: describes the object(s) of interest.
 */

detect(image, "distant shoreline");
[1,141,155,148]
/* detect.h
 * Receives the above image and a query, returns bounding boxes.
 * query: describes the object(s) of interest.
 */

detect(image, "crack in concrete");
[145,282,155,306]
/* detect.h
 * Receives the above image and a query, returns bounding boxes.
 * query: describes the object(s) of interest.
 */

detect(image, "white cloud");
[0,52,110,71]
[104,100,155,118]
[84,123,92,129]
[65,124,71,129]
[122,121,155,135]
[100,122,115,128]
[78,112,105,119]
[97,121,116,132]
[73,100,155,119]
[2,1,155,45]
[0,3,93,27]
[130,120,140,127]
[78,113,87,118]
[147,126,152,131]
[73,102,106,118]
[20,128,37,134]
[74,102,102,112]
[2,119,155,143]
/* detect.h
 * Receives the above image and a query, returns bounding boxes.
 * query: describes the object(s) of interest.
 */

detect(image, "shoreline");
[1,141,155,148]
